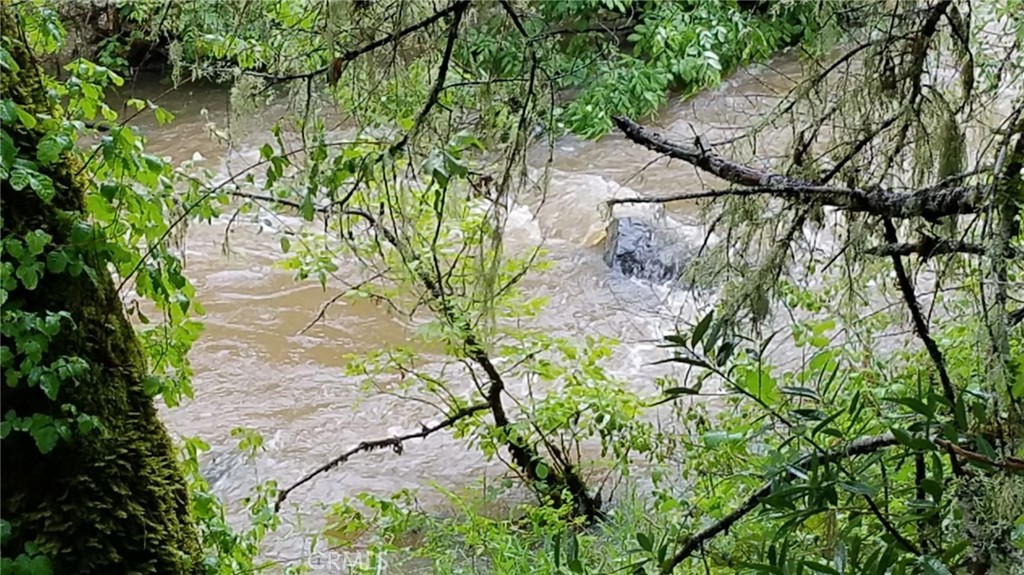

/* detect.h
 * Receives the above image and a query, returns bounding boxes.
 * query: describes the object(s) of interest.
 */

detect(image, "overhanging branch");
[865,239,989,258]
[612,116,983,219]
[275,402,489,511]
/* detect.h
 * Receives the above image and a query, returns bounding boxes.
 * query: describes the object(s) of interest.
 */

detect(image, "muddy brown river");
[118,53,807,556]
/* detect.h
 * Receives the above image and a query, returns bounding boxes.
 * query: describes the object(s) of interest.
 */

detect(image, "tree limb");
[275,402,489,511]
[881,218,964,477]
[612,116,984,219]
[237,195,602,517]
[934,439,1024,472]
[339,209,601,518]
[1011,307,1024,328]
[865,239,989,258]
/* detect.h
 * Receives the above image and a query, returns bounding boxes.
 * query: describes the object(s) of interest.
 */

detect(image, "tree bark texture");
[1,10,204,574]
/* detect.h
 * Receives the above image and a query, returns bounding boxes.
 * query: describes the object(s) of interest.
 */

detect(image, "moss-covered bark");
[1,9,204,574]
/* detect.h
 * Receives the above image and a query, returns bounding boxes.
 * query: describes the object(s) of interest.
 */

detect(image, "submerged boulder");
[603,216,695,283]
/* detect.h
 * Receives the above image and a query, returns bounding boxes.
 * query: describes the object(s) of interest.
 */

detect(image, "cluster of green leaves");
[26,3,1020,575]
[179,434,281,575]
[312,283,1022,575]
[551,0,829,137]
[91,0,833,140]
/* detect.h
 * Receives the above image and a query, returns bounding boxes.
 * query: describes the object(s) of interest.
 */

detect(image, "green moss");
[1,8,204,574]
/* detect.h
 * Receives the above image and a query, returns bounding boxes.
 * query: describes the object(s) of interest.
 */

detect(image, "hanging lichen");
[936,103,967,181]
[955,474,1024,575]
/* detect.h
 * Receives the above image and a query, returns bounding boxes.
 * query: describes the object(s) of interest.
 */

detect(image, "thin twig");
[389,0,468,155]
[297,273,386,335]
[934,439,1024,472]
[882,219,958,410]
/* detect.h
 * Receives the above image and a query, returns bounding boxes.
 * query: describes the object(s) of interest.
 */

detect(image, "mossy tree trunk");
[1,10,204,574]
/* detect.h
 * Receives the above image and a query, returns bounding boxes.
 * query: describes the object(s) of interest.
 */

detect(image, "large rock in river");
[603,216,696,283]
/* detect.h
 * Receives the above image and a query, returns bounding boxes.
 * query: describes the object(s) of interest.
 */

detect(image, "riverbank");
[55,0,834,139]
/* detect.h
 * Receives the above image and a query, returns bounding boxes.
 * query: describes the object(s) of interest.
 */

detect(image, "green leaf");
[662,334,688,346]
[30,420,59,454]
[5,238,25,259]
[883,397,934,418]
[280,236,291,253]
[743,368,779,404]
[809,335,830,348]
[36,132,70,165]
[918,556,953,575]
[39,371,60,400]
[781,386,821,401]
[663,386,699,397]
[691,310,714,347]
[142,375,162,397]
[25,230,51,256]
[153,106,174,125]
[974,436,998,460]
[535,461,549,479]
[891,427,935,452]
[811,319,836,335]
[838,481,877,496]
[46,251,67,273]
[653,354,709,369]
[920,478,944,500]
[16,263,40,290]
[300,195,316,221]
[636,532,653,552]
[0,100,16,124]
[703,430,744,448]
[9,168,30,190]
[15,106,37,128]
[26,554,53,575]
[715,340,736,366]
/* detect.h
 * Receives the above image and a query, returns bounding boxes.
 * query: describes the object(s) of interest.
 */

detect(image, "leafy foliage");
[5,0,1024,574]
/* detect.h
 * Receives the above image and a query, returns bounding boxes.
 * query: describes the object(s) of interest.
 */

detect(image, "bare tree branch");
[275,402,490,511]
[881,218,965,478]
[612,116,984,219]
[1012,307,1024,328]
[390,0,468,154]
[934,439,1024,472]
[865,239,989,258]
[236,192,602,517]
